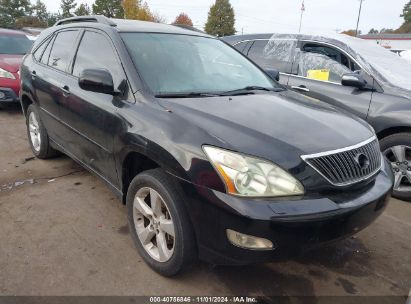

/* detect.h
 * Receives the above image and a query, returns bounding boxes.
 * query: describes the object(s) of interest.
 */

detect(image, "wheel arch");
[376,126,411,141]
[20,94,34,117]
[121,150,161,204]
[119,142,192,204]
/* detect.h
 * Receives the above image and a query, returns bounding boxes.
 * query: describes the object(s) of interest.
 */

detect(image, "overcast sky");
[42,0,407,34]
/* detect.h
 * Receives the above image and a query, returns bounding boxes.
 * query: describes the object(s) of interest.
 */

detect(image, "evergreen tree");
[401,0,411,24]
[32,0,48,23]
[0,0,32,28]
[75,3,91,16]
[60,0,77,18]
[92,0,124,18]
[204,0,235,37]
[47,12,61,26]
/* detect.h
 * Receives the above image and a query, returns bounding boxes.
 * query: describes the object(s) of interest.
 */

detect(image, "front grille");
[302,137,382,186]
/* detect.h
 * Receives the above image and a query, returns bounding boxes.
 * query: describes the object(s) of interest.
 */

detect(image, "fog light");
[0,92,5,99]
[226,229,274,250]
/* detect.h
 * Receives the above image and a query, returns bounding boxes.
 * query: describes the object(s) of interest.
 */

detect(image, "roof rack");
[54,15,117,27]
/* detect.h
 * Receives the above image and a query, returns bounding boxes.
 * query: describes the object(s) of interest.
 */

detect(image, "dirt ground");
[0,105,410,298]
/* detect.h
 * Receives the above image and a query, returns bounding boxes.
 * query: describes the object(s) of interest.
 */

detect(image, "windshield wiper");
[220,86,282,96]
[155,86,283,98]
[155,92,221,98]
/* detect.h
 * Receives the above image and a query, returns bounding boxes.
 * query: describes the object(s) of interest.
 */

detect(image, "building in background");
[359,33,411,52]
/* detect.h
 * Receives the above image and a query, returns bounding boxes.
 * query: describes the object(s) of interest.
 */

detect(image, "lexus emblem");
[355,153,370,170]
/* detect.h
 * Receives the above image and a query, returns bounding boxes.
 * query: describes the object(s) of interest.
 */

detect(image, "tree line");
[0,0,236,36]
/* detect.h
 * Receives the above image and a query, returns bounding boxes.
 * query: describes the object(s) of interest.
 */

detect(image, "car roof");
[222,32,358,45]
[0,28,28,36]
[222,33,275,44]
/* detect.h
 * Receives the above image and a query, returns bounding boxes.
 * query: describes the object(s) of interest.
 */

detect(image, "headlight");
[203,146,304,197]
[0,68,16,80]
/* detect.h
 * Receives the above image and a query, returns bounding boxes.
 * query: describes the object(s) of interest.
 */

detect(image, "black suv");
[20,16,393,276]
[223,33,411,201]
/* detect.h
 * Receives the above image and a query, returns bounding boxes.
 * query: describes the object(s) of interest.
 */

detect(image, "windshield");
[121,33,279,95]
[339,35,411,90]
[0,34,33,55]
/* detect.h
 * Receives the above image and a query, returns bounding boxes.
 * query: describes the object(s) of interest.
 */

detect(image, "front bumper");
[0,87,19,104]
[172,158,393,265]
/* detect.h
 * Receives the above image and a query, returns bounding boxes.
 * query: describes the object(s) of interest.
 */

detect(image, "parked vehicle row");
[19,16,393,276]
[0,29,33,108]
[223,33,411,200]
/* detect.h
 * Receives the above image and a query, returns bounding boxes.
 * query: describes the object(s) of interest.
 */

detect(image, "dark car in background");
[223,33,411,201]
[20,16,393,276]
[0,28,33,107]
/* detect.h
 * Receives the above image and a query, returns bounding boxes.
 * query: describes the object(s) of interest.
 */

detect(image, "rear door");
[31,30,80,141]
[241,38,297,86]
[287,41,373,120]
[58,29,129,186]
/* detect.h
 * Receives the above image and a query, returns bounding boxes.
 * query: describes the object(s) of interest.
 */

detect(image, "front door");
[287,41,373,120]
[58,29,129,186]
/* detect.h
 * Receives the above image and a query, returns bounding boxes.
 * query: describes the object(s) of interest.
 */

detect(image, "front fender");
[369,110,411,136]
[113,101,226,195]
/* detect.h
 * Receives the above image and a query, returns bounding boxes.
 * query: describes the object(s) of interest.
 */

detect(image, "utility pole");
[298,0,305,33]
[355,0,364,37]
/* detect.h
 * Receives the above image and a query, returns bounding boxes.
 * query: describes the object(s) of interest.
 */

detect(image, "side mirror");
[79,69,119,95]
[265,68,280,82]
[341,73,367,89]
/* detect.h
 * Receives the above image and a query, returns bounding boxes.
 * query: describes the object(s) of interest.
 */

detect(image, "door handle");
[61,85,70,97]
[291,85,310,92]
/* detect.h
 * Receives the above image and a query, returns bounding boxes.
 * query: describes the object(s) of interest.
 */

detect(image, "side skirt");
[50,138,123,201]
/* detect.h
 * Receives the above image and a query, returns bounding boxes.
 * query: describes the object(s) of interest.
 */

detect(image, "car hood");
[158,90,374,167]
[383,83,411,99]
[0,54,23,73]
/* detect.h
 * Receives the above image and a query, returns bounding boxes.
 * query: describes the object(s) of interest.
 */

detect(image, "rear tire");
[126,169,197,276]
[380,133,411,202]
[26,104,59,159]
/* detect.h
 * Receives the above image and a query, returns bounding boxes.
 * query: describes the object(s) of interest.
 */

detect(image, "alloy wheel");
[133,187,175,262]
[384,145,411,192]
[28,111,41,152]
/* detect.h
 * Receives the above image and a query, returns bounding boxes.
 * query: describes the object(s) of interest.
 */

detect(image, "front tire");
[380,133,411,201]
[26,104,58,159]
[126,169,197,276]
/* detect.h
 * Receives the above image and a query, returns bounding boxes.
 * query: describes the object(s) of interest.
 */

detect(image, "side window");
[296,52,352,83]
[33,36,51,62]
[233,41,248,53]
[302,43,360,72]
[248,39,296,73]
[48,30,79,72]
[247,40,267,61]
[73,31,123,86]
[41,35,54,65]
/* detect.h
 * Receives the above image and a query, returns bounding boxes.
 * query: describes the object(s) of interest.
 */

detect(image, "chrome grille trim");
[301,136,382,186]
